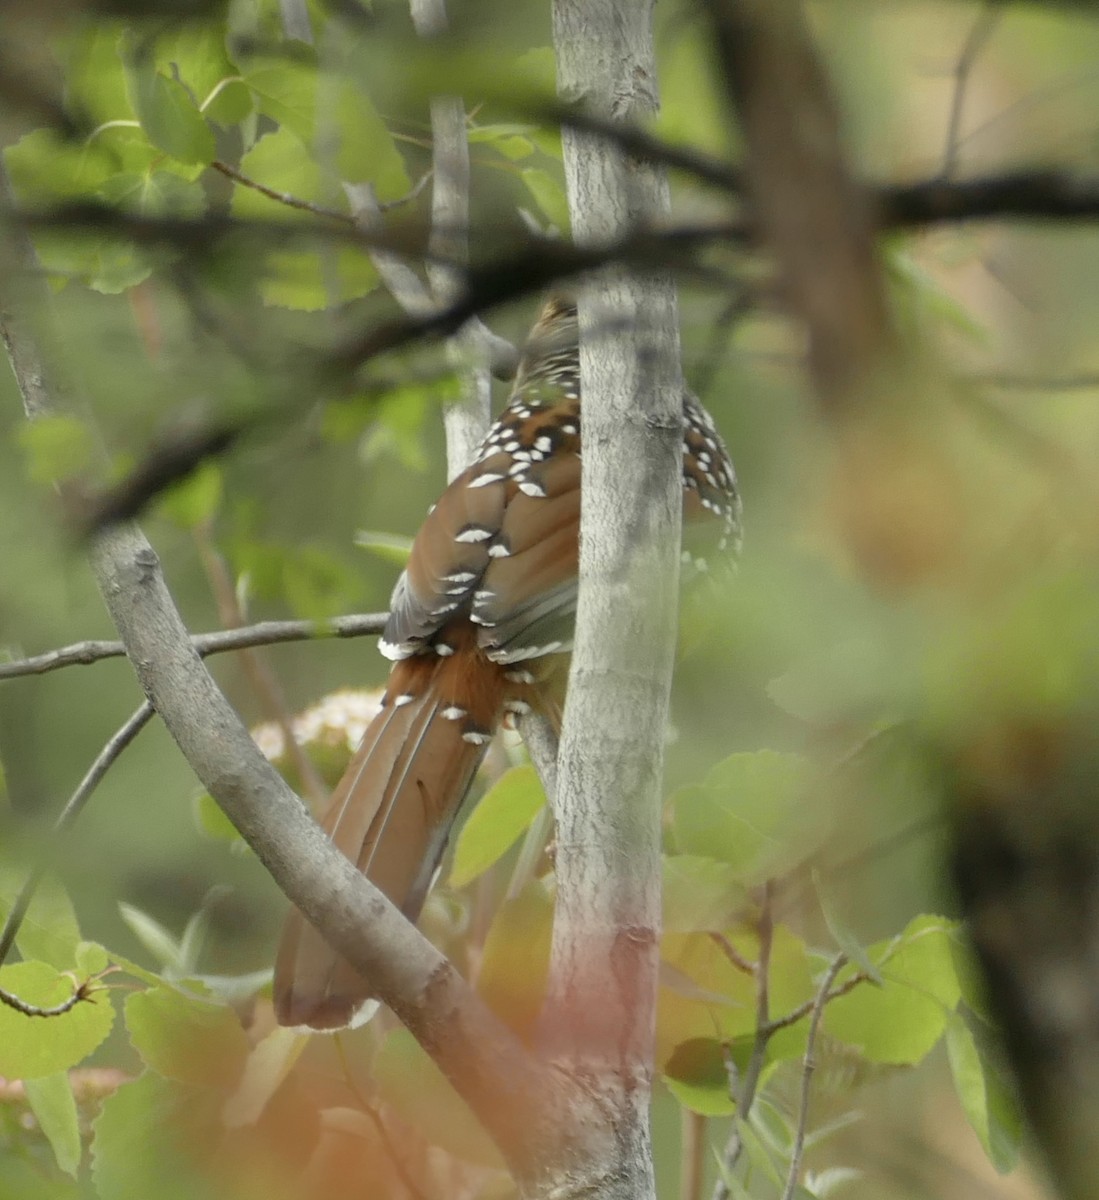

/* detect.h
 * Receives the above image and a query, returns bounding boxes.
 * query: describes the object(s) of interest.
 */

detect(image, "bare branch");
[0,613,388,681]
[711,884,773,1200]
[781,954,848,1200]
[211,160,354,224]
[709,931,755,977]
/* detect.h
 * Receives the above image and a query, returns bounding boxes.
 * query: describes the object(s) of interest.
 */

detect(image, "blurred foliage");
[5,0,1099,1198]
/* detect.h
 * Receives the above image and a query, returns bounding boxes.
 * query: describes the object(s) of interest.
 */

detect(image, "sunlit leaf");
[0,961,114,1078]
[670,751,811,884]
[946,1016,1023,1174]
[126,58,215,164]
[449,766,544,889]
[823,915,961,1064]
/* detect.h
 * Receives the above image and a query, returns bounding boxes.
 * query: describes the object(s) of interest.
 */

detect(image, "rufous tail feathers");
[273,640,507,1030]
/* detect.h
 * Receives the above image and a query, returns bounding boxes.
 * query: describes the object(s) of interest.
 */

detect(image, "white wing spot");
[456,526,493,543]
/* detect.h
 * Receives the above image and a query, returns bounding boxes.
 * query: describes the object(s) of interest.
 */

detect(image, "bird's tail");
[273,635,510,1030]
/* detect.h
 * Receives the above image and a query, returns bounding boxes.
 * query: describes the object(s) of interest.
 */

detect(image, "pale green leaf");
[946,1016,1023,1173]
[118,902,183,972]
[353,529,414,566]
[126,60,215,164]
[449,766,544,889]
[25,1073,81,1177]
[125,985,249,1089]
[0,961,114,1078]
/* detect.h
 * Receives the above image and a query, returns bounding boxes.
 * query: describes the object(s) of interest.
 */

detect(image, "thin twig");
[763,970,868,1036]
[781,954,848,1200]
[211,160,355,224]
[0,973,103,1018]
[709,932,756,977]
[711,882,774,1200]
[941,3,1002,180]
[0,613,388,681]
[0,702,154,966]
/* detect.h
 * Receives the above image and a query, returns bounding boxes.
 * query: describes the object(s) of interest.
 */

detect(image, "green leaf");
[193,791,244,843]
[353,529,414,566]
[17,417,97,486]
[335,82,410,197]
[468,124,535,161]
[178,886,233,973]
[76,941,110,975]
[671,751,810,884]
[520,167,569,231]
[98,169,206,217]
[127,58,215,164]
[118,902,183,972]
[449,766,544,889]
[662,1038,735,1115]
[946,1016,1023,1173]
[155,25,250,127]
[158,461,222,528]
[91,1071,214,1200]
[0,869,82,970]
[125,985,249,1089]
[243,56,318,141]
[0,961,114,1078]
[823,915,961,1064]
[662,855,746,934]
[65,25,134,125]
[374,1028,502,1167]
[222,1026,307,1128]
[230,127,377,308]
[24,1073,81,1177]
[4,129,115,203]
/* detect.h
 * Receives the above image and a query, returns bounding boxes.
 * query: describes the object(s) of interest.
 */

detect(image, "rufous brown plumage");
[273,297,740,1029]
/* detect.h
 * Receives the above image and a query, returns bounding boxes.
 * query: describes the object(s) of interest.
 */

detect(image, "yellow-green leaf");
[449,766,544,889]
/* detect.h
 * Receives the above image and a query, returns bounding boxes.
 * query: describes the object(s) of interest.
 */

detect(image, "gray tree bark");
[539,3,683,1198]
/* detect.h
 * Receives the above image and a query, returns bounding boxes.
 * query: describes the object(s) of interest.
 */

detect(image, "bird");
[274,296,741,1030]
